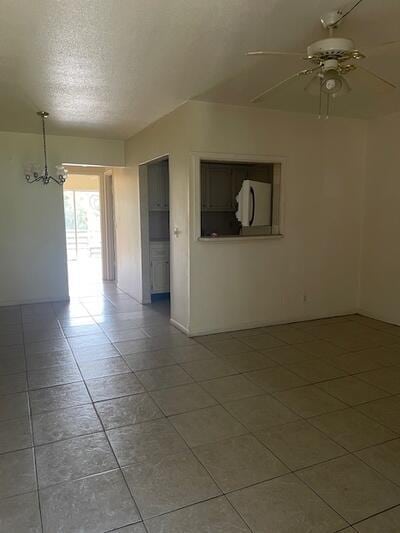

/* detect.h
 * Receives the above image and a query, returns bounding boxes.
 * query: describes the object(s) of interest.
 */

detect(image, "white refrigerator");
[236,180,272,228]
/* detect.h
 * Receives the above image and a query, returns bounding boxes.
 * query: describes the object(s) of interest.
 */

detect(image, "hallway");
[1,290,400,531]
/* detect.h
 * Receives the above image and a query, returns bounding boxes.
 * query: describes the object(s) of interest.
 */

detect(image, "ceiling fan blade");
[357,65,396,89]
[251,67,320,103]
[247,50,303,57]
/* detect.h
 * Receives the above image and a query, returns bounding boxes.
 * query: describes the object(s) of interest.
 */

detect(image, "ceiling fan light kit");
[247,0,397,118]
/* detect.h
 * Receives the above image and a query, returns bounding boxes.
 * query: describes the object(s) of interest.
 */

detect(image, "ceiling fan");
[247,0,398,117]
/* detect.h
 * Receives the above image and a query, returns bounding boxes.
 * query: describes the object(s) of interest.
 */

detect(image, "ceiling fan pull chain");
[326,93,330,119]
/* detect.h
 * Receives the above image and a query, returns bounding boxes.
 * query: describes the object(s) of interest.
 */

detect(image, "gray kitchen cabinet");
[148,160,169,211]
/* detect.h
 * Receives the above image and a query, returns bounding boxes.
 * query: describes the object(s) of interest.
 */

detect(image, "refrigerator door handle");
[249,186,255,226]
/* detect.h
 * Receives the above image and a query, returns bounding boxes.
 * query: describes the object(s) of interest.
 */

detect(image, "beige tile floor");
[1,285,400,531]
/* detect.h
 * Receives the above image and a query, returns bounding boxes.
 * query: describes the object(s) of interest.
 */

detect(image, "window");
[200,160,281,238]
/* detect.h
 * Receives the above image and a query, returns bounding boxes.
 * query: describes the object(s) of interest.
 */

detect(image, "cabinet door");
[207,165,234,210]
[161,160,169,209]
[232,166,249,209]
[148,165,163,210]
[151,260,170,293]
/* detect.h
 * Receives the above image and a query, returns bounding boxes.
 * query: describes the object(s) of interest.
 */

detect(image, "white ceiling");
[1,0,400,139]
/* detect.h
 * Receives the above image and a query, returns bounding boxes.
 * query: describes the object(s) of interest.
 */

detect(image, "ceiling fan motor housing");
[307,37,355,61]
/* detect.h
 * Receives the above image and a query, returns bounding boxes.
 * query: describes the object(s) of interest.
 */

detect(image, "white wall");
[187,102,367,334]
[0,131,124,306]
[114,105,193,330]
[359,113,400,325]
[118,101,367,335]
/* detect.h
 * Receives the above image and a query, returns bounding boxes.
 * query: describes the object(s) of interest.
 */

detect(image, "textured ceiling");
[0,0,399,139]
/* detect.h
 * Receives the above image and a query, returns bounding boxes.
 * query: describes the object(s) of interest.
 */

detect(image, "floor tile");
[136,365,193,391]
[288,359,346,383]
[317,376,389,406]
[62,323,103,338]
[0,448,36,498]
[0,491,42,533]
[351,346,400,367]
[86,373,144,402]
[0,391,29,421]
[265,324,316,344]
[33,403,102,445]
[145,496,251,533]
[72,343,120,363]
[223,394,299,432]
[310,407,396,451]
[123,450,220,518]
[167,343,215,363]
[107,418,188,466]
[274,385,346,418]
[170,405,247,447]
[29,381,91,414]
[25,338,70,356]
[79,356,131,379]
[357,366,400,394]
[245,366,308,393]
[220,350,277,372]
[296,339,345,358]
[263,344,317,365]
[207,339,254,356]
[257,419,347,470]
[356,438,400,486]
[241,334,285,351]
[67,332,112,349]
[354,505,400,532]
[115,335,194,356]
[298,455,400,523]
[124,350,176,371]
[193,434,288,492]
[330,350,385,374]
[357,395,400,433]
[28,362,82,389]
[0,353,26,375]
[23,327,64,344]
[195,332,235,345]
[36,432,117,488]
[26,349,75,371]
[0,372,27,395]
[106,328,149,343]
[95,393,163,430]
[40,469,140,533]
[228,473,346,533]
[151,383,217,416]
[201,374,262,403]
[181,358,238,381]
[111,523,147,533]
[0,416,32,453]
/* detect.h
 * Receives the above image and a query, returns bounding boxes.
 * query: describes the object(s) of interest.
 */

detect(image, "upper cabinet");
[201,163,249,212]
[148,160,169,211]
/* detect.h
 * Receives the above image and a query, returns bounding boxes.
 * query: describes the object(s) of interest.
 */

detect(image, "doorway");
[63,171,116,297]
[139,156,170,315]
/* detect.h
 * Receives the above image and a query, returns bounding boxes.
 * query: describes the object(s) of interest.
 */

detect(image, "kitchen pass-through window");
[200,160,282,238]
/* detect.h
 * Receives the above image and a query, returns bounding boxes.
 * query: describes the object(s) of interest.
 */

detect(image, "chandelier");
[25,112,68,185]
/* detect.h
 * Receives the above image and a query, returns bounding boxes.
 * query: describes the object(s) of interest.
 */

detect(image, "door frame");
[100,170,117,282]
[138,154,170,304]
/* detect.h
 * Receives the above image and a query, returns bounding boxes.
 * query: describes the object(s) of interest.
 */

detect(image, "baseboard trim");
[187,310,359,337]
[170,318,190,336]
[0,295,70,307]
[357,309,400,328]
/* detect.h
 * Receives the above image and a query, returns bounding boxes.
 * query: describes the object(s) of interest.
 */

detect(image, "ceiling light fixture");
[25,112,68,185]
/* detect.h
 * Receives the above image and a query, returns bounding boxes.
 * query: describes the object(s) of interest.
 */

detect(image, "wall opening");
[139,156,171,316]
[63,170,116,297]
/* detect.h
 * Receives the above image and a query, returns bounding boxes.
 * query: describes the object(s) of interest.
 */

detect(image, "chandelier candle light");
[25,111,68,185]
